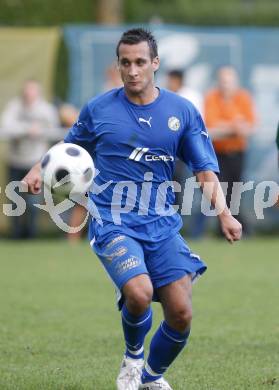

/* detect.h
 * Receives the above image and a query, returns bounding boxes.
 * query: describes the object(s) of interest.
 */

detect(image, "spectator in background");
[0,79,59,238]
[204,65,256,234]
[166,69,203,115]
[59,103,79,130]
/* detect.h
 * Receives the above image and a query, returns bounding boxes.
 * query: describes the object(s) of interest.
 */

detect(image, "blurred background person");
[0,79,59,239]
[204,65,256,235]
[166,69,203,115]
[59,103,79,130]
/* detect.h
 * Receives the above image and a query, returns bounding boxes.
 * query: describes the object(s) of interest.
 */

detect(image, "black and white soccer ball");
[41,143,95,196]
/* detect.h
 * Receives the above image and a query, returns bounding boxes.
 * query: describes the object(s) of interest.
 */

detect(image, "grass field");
[0,237,278,390]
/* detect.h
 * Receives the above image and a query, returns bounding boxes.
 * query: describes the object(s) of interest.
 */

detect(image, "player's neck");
[124,85,159,105]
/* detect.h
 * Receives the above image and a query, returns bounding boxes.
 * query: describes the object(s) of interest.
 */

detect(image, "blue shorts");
[91,230,207,309]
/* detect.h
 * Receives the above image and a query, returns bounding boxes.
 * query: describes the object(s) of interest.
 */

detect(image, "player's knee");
[170,307,192,332]
[124,285,153,315]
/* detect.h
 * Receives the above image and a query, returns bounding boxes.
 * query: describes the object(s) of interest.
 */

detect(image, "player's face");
[118,41,159,96]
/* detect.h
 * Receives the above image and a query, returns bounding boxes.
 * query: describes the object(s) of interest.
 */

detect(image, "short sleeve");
[64,103,95,151]
[177,105,219,174]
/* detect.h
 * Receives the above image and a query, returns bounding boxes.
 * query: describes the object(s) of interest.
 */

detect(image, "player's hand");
[21,163,42,194]
[219,213,242,243]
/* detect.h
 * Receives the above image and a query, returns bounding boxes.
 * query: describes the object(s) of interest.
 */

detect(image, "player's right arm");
[22,162,43,194]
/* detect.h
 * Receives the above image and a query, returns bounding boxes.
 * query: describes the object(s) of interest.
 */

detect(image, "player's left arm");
[195,170,242,243]
[178,104,242,242]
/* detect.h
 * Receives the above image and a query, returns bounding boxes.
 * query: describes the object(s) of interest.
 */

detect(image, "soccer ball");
[41,143,95,196]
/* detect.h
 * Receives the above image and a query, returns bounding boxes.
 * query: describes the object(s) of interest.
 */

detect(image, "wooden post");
[96,0,123,24]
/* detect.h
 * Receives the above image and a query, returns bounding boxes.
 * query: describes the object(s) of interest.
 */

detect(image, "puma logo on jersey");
[139,116,152,128]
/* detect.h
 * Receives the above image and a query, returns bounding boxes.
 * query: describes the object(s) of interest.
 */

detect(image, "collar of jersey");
[120,87,164,110]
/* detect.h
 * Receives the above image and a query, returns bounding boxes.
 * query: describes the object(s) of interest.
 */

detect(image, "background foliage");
[1,0,279,26]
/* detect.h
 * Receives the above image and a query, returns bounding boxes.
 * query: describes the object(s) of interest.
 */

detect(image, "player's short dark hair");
[116,28,158,60]
[167,69,184,81]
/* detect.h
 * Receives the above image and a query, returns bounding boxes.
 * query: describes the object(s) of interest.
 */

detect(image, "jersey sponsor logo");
[168,116,180,131]
[139,116,152,128]
[129,147,174,163]
[145,154,174,162]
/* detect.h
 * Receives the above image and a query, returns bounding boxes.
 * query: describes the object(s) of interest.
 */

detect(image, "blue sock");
[121,304,152,359]
[141,321,190,383]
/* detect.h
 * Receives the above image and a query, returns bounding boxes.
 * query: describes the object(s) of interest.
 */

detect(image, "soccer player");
[22,28,242,390]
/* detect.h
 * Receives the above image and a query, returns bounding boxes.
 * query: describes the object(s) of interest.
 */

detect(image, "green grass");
[0,238,278,390]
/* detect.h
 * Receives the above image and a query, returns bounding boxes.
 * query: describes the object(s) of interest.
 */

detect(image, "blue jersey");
[64,87,219,242]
